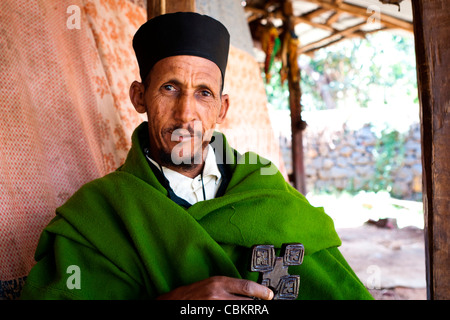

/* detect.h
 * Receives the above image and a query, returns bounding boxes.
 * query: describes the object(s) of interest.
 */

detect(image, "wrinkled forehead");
[148,55,223,89]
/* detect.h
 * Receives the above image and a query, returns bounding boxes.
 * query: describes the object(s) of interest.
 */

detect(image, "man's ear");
[129,81,146,114]
[216,94,230,124]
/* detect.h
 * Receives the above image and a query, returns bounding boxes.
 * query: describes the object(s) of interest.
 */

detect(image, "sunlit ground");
[306,190,424,229]
[307,190,427,299]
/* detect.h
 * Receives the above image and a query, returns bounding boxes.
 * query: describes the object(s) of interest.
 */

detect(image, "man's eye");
[163,84,175,91]
[200,90,212,97]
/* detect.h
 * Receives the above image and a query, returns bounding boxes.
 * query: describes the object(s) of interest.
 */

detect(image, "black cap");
[132,12,230,85]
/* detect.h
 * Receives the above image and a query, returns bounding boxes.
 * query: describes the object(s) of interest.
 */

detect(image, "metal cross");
[250,243,304,300]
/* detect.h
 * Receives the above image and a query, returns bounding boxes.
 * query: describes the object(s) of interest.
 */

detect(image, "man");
[21,12,372,300]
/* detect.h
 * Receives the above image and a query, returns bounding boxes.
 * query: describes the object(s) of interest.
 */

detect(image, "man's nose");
[174,92,197,123]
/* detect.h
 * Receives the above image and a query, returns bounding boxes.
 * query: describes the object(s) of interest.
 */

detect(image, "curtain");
[220,46,287,175]
[0,0,146,299]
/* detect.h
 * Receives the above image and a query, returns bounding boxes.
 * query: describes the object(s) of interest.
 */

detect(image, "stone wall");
[279,117,422,200]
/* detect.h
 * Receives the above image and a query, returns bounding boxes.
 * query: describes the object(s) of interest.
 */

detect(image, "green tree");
[263,31,418,112]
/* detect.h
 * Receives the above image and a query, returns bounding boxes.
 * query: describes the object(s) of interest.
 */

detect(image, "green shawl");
[21,122,372,300]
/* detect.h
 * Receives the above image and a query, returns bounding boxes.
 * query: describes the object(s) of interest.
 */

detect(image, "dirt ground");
[336,224,427,300]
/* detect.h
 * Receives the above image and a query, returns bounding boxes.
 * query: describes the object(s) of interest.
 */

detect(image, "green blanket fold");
[21,122,373,300]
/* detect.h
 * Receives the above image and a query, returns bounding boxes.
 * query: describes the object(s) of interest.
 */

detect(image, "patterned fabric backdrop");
[220,46,287,174]
[0,0,147,299]
[0,0,285,299]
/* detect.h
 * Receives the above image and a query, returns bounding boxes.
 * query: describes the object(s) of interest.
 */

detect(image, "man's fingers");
[226,278,273,300]
[157,276,274,300]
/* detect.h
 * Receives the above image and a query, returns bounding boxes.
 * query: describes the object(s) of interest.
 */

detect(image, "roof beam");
[298,21,367,53]
[303,7,330,19]
[305,0,413,32]
[293,15,336,31]
[325,11,341,25]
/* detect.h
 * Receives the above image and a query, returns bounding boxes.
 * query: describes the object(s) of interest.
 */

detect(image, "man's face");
[132,55,229,172]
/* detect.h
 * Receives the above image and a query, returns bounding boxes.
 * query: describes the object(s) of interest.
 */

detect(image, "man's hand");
[156,276,274,300]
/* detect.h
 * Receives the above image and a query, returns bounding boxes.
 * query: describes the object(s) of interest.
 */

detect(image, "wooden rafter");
[298,21,368,53]
[325,11,341,25]
[301,27,384,55]
[293,15,336,31]
[305,0,413,32]
[293,0,413,52]
[245,0,413,58]
[246,1,412,29]
[303,7,330,19]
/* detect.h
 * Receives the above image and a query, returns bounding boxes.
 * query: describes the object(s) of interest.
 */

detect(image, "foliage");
[264,31,418,112]
[263,31,420,198]
[263,62,290,110]
[368,127,406,194]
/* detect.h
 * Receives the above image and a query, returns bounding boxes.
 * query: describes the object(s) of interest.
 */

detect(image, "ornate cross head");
[250,243,304,300]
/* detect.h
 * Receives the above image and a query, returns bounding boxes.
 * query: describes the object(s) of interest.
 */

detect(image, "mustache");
[164,123,202,137]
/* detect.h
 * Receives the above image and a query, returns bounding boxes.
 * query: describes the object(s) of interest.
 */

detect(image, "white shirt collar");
[146,144,222,204]
[201,144,222,184]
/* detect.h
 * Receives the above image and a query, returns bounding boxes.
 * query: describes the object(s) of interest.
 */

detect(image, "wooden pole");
[288,67,307,195]
[412,0,450,300]
[160,0,166,15]
[283,0,306,194]
[147,0,195,19]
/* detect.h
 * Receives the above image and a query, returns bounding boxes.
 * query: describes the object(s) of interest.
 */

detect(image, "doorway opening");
[257,18,425,300]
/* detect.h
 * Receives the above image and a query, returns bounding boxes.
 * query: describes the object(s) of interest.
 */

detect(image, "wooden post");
[147,0,195,19]
[283,0,306,194]
[288,66,306,195]
[412,0,450,300]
